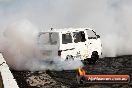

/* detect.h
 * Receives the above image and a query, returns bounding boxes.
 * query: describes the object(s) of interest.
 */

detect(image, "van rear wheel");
[66,55,74,60]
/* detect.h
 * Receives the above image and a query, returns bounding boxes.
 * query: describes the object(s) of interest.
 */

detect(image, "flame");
[78,67,86,76]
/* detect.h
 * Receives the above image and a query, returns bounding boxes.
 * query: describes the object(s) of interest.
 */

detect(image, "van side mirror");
[96,35,100,38]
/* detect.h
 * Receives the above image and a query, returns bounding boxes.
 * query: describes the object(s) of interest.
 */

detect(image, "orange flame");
[78,67,86,76]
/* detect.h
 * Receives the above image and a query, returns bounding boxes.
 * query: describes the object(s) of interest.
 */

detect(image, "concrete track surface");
[11,55,132,88]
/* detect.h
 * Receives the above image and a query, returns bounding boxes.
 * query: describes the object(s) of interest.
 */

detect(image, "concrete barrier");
[0,53,19,88]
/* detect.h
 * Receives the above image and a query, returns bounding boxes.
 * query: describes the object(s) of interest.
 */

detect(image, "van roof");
[41,28,94,33]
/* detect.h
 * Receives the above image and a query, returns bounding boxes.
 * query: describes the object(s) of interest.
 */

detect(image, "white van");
[38,28,102,63]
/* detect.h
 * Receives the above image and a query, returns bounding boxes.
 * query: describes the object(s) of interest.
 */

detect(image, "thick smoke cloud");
[0,0,132,70]
[1,19,83,71]
[103,0,132,56]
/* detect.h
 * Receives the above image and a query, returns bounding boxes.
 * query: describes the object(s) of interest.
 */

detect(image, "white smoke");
[0,0,132,70]
[102,0,132,57]
[0,19,83,71]
[1,20,39,70]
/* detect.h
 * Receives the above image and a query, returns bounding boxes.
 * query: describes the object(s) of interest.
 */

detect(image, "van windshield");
[86,29,97,39]
[38,32,59,45]
[62,33,72,44]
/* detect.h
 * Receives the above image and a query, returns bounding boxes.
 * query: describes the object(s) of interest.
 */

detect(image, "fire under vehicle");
[38,28,102,63]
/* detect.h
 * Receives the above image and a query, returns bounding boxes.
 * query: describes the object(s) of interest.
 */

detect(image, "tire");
[90,51,99,64]
[65,55,74,60]
[84,51,99,64]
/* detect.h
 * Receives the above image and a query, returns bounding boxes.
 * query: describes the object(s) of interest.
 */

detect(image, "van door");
[60,32,74,50]
[59,32,76,60]
[38,32,59,61]
[73,31,88,60]
[85,29,99,57]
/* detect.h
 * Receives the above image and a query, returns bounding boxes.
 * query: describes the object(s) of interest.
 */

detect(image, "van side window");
[86,29,97,39]
[62,33,72,44]
[73,31,86,43]
[38,33,49,45]
[49,33,58,45]
[38,33,59,45]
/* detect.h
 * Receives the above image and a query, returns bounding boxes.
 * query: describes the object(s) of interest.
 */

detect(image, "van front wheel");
[90,51,99,64]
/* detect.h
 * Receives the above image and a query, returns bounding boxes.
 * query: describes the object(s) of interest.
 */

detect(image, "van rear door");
[38,32,59,60]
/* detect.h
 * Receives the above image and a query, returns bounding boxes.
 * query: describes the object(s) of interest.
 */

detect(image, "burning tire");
[76,75,86,85]
[79,76,87,84]
[76,67,87,85]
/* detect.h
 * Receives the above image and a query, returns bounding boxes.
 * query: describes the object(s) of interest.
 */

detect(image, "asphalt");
[11,55,132,88]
